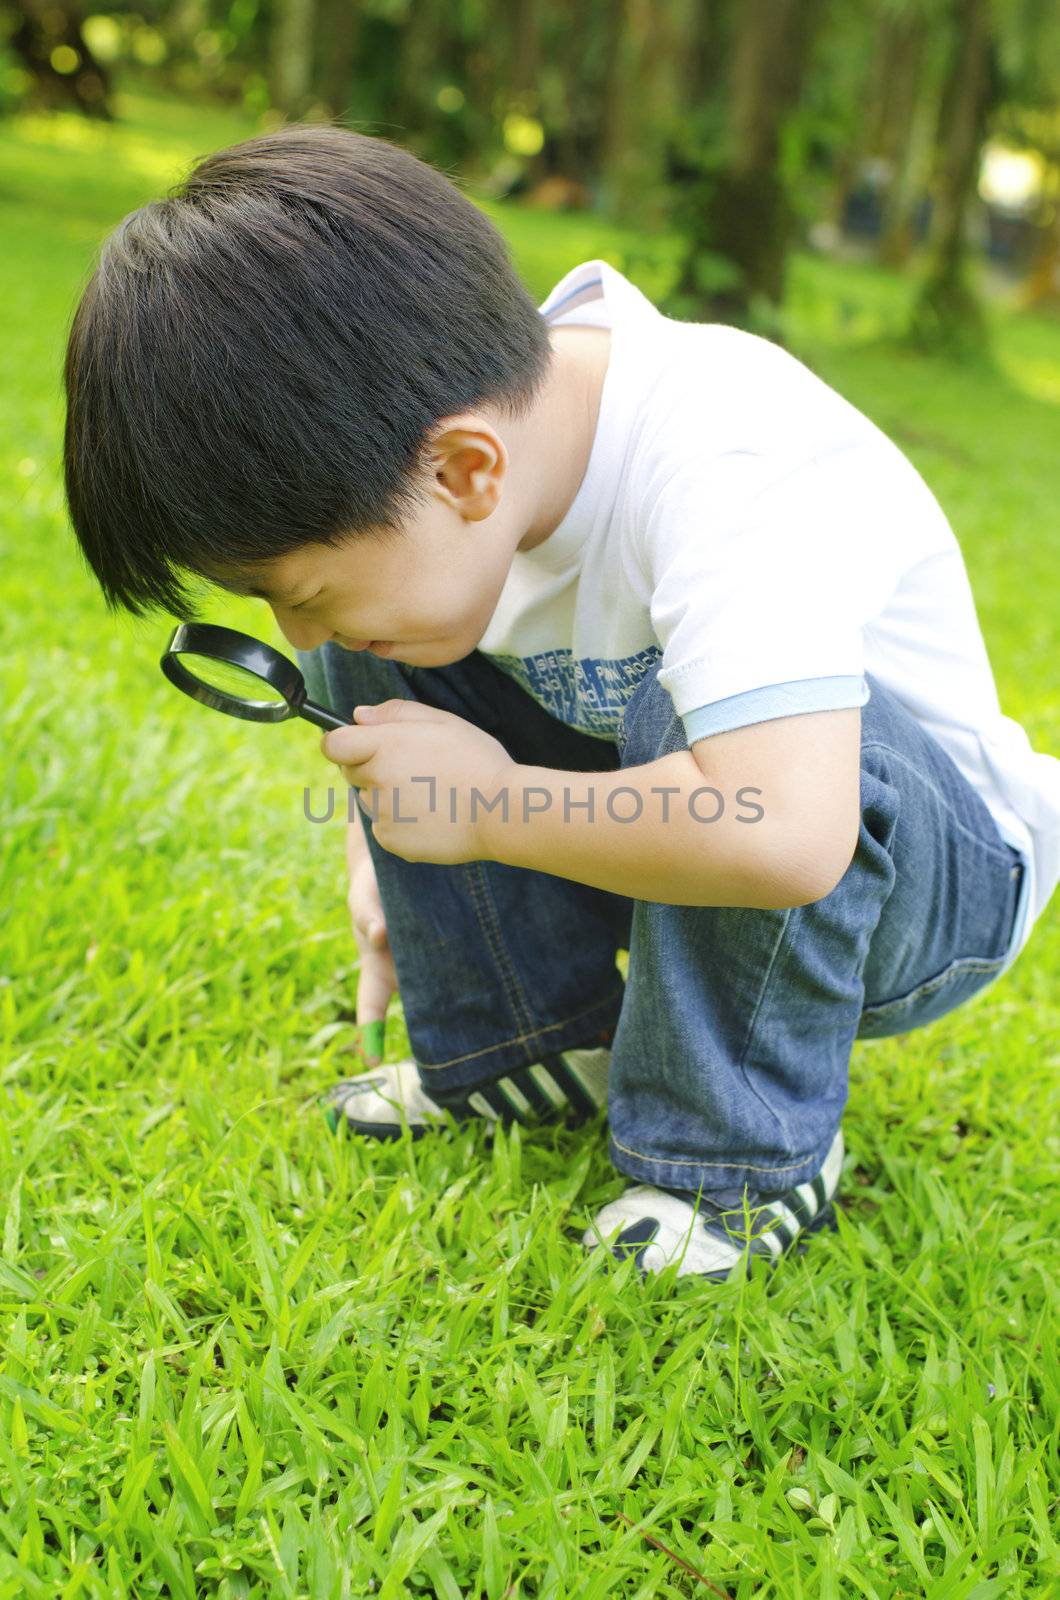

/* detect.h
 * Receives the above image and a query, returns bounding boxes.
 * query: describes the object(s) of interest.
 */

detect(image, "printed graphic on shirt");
[485,644,662,737]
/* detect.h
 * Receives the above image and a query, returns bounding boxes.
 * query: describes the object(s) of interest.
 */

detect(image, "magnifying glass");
[160,622,347,731]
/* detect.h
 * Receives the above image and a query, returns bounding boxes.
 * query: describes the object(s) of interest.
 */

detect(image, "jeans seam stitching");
[609,1131,820,1176]
[416,989,625,1071]
[464,863,536,1039]
[734,907,795,1143]
[861,954,1006,1014]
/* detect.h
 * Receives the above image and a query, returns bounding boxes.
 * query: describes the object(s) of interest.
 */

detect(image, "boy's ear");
[427,416,506,518]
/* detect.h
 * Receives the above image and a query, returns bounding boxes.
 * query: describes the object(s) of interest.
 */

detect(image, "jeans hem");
[607,1129,833,1197]
[413,986,625,1090]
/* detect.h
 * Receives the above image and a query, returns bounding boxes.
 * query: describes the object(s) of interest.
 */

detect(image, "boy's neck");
[515,323,612,556]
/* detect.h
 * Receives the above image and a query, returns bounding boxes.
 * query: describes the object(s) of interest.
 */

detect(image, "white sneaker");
[322,1048,611,1138]
[584,1128,844,1280]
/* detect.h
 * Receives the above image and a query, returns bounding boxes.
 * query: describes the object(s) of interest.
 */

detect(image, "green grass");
[1,90,1058,1599]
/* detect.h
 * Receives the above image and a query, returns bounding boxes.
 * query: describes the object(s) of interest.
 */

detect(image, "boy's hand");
[321,700,515,864]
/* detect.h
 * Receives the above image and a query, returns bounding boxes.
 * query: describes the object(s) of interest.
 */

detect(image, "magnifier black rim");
[161,622,306,724]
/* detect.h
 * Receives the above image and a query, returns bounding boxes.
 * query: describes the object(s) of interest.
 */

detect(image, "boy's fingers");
[320,724,378,764]
[355,958,395,1033]
[353,700,452,725]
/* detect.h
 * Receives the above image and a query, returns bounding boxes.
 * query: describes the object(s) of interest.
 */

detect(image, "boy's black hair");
[63,123,554,617]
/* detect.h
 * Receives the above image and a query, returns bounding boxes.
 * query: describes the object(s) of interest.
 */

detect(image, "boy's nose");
[270,607,331,652]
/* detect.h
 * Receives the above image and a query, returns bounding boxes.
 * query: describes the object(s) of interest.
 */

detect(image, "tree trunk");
[829,3,926,252]
[391,0,443,146]
[672,0,826,326]
[464,0,499,160]
[869,5,930,265]
[1017,201,1060,310]
[681,0,728,106]
[551,0,591,179]
[506,0,549,186]
[593,0,634,210]
[908,0,998,352]
[271,0,318,117]
[8,0,113,118]
[593,0,692,223]
[877,62,936,268]
[315,0,362,119]
[509,0,538,101]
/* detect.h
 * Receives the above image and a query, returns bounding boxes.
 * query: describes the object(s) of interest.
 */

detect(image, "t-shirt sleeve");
[642,448,895,743]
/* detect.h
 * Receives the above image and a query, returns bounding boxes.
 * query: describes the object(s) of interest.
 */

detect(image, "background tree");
[991,0,1060,308]
[907,0,1001,355]
[7,0,112,116]
[314,0,361,119]
[1,0,1056,338]
[663,0,829,332]
[270,0,318,117]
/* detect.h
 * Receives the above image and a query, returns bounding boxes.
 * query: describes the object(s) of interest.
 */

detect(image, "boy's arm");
[478,707,862,909]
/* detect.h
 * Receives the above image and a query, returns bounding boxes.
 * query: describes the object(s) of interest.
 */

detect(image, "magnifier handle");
[300,699,349,732]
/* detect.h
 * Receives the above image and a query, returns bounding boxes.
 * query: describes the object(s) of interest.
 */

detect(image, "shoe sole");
[321,1048,611,1140]
[321,1101,599,1140]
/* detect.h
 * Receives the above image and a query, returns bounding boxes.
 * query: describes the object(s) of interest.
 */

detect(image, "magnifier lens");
[179,653,289,707]
[161,622,345,731]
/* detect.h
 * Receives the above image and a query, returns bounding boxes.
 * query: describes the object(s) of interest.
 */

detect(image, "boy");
[64,125,1060,1281]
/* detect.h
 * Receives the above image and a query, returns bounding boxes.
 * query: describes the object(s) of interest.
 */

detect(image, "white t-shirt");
[477,259,1060,973]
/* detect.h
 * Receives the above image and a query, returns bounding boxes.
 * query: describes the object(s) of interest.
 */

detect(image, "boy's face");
[210,413,528,668]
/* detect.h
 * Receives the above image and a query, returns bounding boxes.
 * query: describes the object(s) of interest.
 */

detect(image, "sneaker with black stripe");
[583,1128,844,1279]
[321,1048,610,1138]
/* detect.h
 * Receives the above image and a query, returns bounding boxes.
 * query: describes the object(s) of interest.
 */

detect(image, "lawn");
[1,90,1057,1599]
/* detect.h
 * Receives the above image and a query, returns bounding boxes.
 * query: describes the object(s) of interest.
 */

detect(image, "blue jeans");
[298,644,1024,1197]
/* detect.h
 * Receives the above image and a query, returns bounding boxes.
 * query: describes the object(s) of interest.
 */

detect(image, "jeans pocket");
[857,951,1009,1039]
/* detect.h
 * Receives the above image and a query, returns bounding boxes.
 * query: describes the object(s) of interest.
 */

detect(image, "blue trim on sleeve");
[543,275,603,318]
[683,675,870,744]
